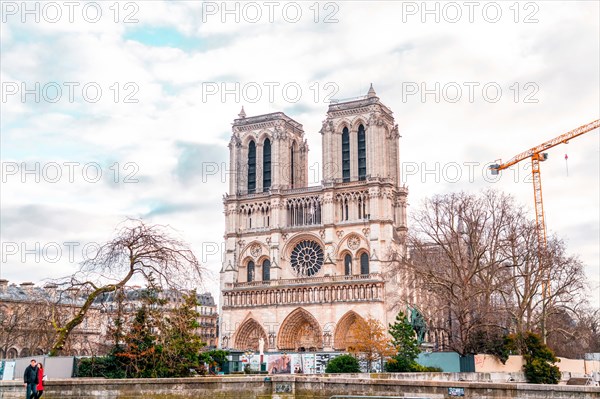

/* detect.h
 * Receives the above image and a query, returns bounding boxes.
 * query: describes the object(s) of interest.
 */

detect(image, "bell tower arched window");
[262,259,271,281]
[290,141,296,188]
[357,124,366,180]
[342,127,350,182]
[247,140,256,193]
[360,253,369,275]
[247,260,255,282]
[344,254,352,276]
[263,138,271,191]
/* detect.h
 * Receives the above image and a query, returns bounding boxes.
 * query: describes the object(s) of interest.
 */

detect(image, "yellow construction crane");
[490,119,600,341]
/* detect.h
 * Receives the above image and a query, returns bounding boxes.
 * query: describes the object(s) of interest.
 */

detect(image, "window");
[342,127,350,182]
[247,141,256,193]
[358,197,368,219]
[290,240,324,277]
[290,142,295,188]
[247,261,255,282]
[344,254,352,276]
[358,124,366,180]
[358,197,363,219]
[263,138,271,191]
[360,253,369,275]
[262,259,271,281]
[344,198,349,221]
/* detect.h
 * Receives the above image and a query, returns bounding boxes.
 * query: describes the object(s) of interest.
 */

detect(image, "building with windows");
[219,86,409,352]
[0,279,219,358]
[0,280,106,358]
[197,292,219,348]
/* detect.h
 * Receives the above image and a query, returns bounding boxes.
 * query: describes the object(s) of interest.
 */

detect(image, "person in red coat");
[35,363,45,398]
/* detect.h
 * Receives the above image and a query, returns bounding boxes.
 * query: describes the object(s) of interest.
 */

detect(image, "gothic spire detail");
[238,106,246,119]
[367,83,377,98]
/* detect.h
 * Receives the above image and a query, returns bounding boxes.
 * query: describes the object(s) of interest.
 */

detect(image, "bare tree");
[498,214,588,342]
[0,294,60,357]
[391,189,590,356]
[50,220,204,356]
[0,302,31,356]
[397,190,517,354]
[546,307,600,358]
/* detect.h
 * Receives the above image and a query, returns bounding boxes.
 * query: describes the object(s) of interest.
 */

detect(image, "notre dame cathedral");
[219,85,409,353]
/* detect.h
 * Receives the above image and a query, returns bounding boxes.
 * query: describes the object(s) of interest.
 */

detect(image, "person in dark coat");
[23,359,38,399]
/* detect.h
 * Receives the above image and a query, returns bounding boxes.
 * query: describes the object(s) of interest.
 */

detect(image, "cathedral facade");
[219,86,408,353]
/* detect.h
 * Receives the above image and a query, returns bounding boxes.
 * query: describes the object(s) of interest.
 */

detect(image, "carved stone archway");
[234,318,267,351]
[333,310,366,351]
[277,308,322,351]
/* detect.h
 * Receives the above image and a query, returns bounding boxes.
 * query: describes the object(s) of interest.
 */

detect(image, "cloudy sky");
[1,1,598,307]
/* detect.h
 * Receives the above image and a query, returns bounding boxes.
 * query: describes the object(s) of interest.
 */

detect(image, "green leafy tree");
[325,354,361,373]
[201,349,229,373]
[386,311,420,372]
[390,312,420,360]
[78,285,211,379]
[157,293,207,377]
[118,305,160,378]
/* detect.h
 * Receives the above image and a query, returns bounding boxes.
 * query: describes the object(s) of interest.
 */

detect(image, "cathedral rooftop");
[327,84,393,116]
[233,110,303,131]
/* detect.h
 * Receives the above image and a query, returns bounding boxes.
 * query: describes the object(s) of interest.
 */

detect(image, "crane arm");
[489,118,599,344]
[492,119,600,171]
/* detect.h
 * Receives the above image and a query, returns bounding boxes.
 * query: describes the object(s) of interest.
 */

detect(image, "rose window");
[290,240,324,277]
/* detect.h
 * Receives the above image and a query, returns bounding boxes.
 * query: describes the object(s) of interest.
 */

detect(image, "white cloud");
[1,1,598,307]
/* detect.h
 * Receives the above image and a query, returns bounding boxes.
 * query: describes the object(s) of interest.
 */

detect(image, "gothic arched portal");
[333,310,366,351]
[277,308,322,351]
[235,318,267,351]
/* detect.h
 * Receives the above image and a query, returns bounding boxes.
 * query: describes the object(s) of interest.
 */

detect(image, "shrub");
[412,364,443,372]
[521,332,560,384]
[325,354,361,373]
[503,331,561,384]
[385,356,413,372]
[76,353,126,379]
[524,357,561,384]
[385,357,442,373]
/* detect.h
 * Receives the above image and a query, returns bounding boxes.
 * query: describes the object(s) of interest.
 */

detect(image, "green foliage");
[117,305,159,378]
[470,329,512,364]
[78,288,210,379]
[386,311,423,372]
[159,293,207,377]
[384,357,443,372]
[325,354,361,373]
[503,331,561,384]
[201,349,229,373]
[521,332,560,384]
[524,357,561,384]
[415,364,443,372]
[389,311,421,362]
[76,351,126,378]
[385,356,414,372]
[522,332,558,363]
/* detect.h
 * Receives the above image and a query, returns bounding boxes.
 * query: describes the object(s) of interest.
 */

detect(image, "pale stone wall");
[585,360,600,374]
[1,375,599,399]
[475,355,525,373]
[475,354,600,375]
